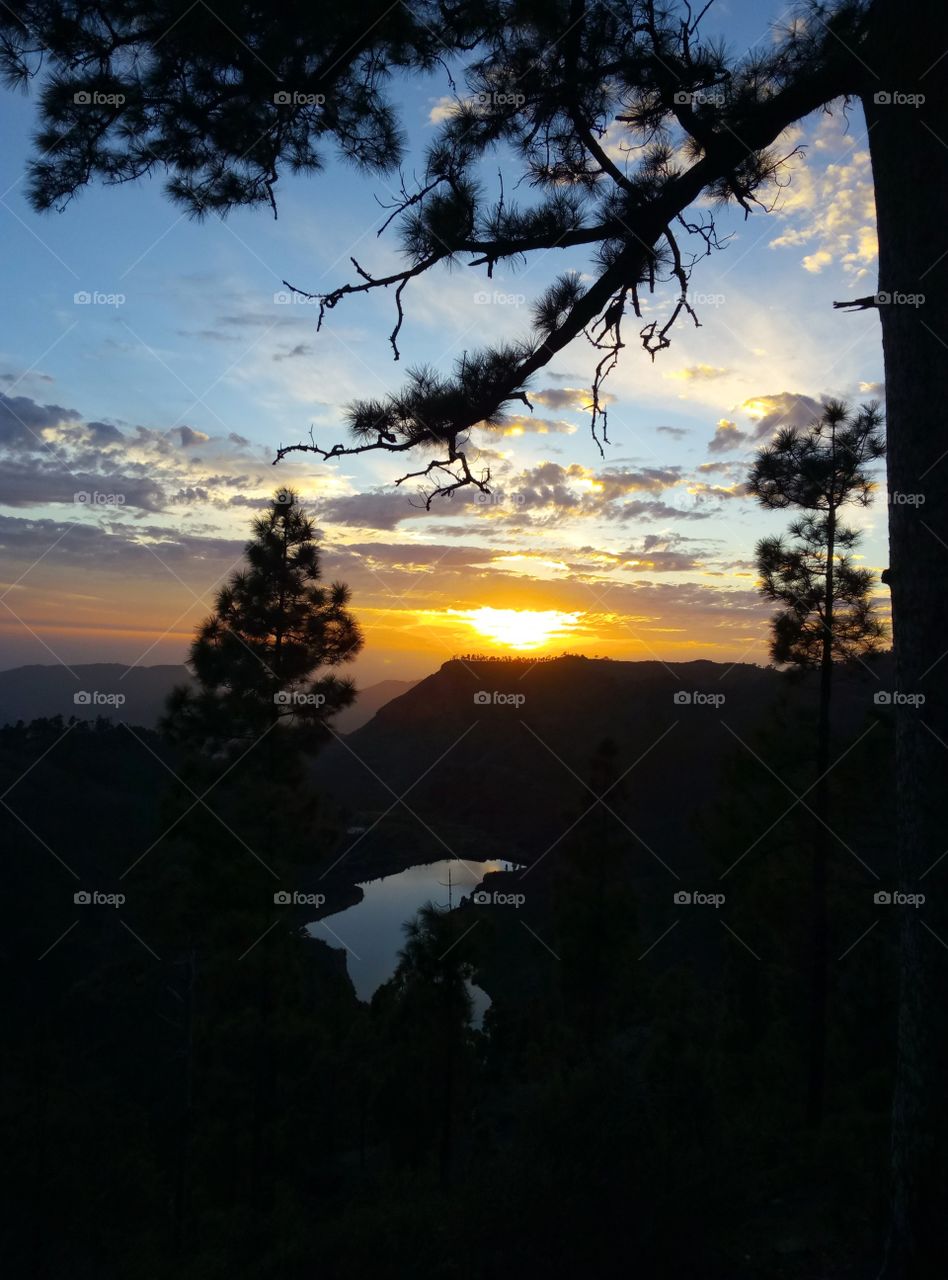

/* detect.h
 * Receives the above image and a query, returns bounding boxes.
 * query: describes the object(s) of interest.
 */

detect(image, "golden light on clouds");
[453,606,583,651]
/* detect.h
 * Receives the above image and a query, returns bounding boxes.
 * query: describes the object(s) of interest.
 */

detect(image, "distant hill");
[0,663,191,728]
[0,663,417,732]
[332,678,419,734]
[312,654,891,871]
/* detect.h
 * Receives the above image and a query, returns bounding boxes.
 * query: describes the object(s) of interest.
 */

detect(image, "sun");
[457,606,583,652]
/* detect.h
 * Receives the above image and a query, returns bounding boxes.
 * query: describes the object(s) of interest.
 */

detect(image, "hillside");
[0,662,190,728]
[0,663,415,732]
[312,653,892,875]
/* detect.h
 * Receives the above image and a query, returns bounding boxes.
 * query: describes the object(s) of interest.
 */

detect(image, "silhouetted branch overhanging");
[275,9,870,500]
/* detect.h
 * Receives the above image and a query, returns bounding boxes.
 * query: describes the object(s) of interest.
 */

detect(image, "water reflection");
[307,858,520,1022]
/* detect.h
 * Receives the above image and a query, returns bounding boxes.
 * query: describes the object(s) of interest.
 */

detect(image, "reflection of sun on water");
[456,606,583,651]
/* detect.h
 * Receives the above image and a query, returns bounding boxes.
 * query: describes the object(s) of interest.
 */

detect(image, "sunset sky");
[0,0,889,685]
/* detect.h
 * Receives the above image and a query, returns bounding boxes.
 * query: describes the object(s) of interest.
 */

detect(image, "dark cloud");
[177,426,210,447]
[320,491,428,531]
[657,425,689,439]
[0,462,166,511]
[743,392,823,440]
[84,420,124,445]
[0,514,244,571]
[707,419,749,453]
[0,394,80,445]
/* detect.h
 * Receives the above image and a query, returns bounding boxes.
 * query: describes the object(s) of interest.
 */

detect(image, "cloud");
[510,461,683,512]
[859,381,885,397]
[177,426,210,447]
[0,394,81,445]
[769,116,877,280]
[657,425,689,439]
[428,95,463,124]
[320,490,430,531]
[739,392,823,439]
[491,416,578,437]
[707,419,749,454]
[0,462,166,511]
[689,481,750,501]
[801,249,833,274]
[0,514,244,571]
[531,387,612,411]
[665,364,730,382]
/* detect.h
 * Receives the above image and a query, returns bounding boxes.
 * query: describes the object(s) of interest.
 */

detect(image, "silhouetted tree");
[749,398,885,1127]
[374,902,475,1187]
[162,488,362,756]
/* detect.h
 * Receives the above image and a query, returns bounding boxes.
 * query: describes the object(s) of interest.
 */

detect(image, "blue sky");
[0,0,890,682]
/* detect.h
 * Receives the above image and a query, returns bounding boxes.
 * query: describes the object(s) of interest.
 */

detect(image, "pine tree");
[748,398,886,1126]
[163,488,362,756]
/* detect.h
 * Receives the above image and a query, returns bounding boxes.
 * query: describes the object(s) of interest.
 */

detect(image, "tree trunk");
[864,1,948,1273]
[808,503,836,1126]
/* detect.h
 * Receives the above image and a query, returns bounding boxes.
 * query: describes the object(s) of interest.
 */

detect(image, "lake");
[307,857,521,1022]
